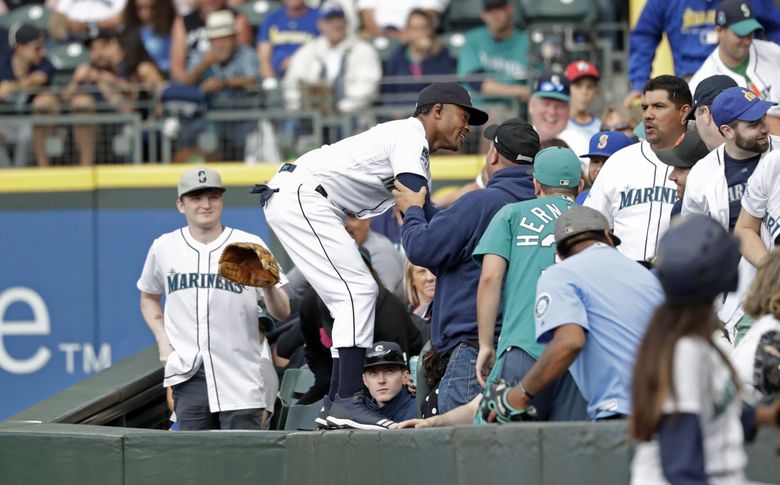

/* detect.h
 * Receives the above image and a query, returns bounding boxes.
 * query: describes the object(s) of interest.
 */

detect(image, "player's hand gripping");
[392,180,427,214]
[476,345,496,388]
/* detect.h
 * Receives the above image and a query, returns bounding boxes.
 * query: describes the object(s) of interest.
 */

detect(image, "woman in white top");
[630,215,780,485]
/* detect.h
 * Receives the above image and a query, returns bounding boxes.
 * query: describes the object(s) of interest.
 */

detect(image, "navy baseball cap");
[655,215,740,304]
[687,75,739,120]
[364,341,407,369]
[716,0,763,37]
[654,122,710,168]
[417,82,489,125]
[711,86,776,127]
[483,118,540,164]
[532,71,570,102]
[319,0,345,19]
[581,131,635,158]
[483,0,509,9]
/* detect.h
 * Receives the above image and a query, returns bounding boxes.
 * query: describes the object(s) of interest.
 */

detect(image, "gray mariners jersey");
[689,39,780,118]
[137,227,287,412]
[295,117,431,219]
[742,149,780,246]
[584,141,678,262]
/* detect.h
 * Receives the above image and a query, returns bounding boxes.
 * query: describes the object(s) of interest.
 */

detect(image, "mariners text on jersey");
[167,272,246,294]
[515,203,564,247]
[619,186,678,210]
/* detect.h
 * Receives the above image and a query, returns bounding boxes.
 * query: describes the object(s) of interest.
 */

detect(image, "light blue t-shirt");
[534,243,663,420]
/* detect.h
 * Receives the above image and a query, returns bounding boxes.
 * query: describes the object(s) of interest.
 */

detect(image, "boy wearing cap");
[282,1,381,114]
[565,60,602,140]
[688,0,780,134]
[261,81,488,430]
[358,341,417,424]
[472,147,588,422]
[576,130,636,204]
[138,167,290,430]
[0,24,54,167]
[687,75,739,150]
[480,206,664,422]
[393,117,539,414]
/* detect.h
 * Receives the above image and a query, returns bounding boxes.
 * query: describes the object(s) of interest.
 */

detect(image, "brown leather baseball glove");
[219,242,281,288]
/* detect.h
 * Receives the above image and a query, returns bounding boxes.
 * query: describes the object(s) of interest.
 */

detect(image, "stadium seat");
[283,399,323,431]
[514,0,597,26]
[372,36,402,63]
[47,42,88,71]
[441,31,466,59]
[235,0,280,28]
[0,4,51,31]
[442,0,483,31]
[278,367,316,405]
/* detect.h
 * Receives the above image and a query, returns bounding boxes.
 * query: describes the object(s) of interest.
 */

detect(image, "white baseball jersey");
[689,39,780,118]
[356,0,448,30]
[741,149,780,247]
[584,141,678,262]
[295,117,431,219]
[732,314,780,406]
[137,227,287,412]
[559,124,591,172]
[54,0,127,22]
[631,336,747,485]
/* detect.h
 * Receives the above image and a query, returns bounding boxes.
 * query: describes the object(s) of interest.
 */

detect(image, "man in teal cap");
[472,146,588,422]
[688,0,780,133]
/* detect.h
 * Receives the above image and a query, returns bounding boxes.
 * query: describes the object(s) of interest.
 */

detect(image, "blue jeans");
[438,343,483,414]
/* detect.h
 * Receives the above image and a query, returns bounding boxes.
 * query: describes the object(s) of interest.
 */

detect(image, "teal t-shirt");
[472,195,575,360]
[457,27,531,86]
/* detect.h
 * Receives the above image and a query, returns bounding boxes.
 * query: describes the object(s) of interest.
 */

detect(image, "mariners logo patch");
[535,293,551,320]
[420,147,430,169]
[597,134,609,149]
[198,170,207,183]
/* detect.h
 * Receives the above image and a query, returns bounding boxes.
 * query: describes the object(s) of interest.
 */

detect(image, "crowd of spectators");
[0,0,651,166]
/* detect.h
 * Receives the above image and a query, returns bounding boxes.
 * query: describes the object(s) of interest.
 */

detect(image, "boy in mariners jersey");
[138,167,290,430]
[473,147,588,422]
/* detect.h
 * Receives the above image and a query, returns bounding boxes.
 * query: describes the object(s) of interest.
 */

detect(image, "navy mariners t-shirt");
[724,151,760,232]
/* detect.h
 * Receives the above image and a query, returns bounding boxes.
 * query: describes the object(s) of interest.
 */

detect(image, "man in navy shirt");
[362,341,417,423]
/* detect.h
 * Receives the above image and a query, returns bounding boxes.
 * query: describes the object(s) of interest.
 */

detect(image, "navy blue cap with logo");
[364,341,407,369]
[532,71,570,102]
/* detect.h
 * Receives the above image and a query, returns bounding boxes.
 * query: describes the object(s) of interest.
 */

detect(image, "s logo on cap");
[198,170,207,183]
[597,134,609,149]
[742,89,757,101]
[741,3,751,17]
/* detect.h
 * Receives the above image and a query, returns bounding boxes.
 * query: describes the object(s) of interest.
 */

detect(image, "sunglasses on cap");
[364,348,406,367]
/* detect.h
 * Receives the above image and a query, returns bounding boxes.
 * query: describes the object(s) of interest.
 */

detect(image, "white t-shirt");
[137,226,287,412]
[732,314,780,406]
[559,124,592,172]
[741,149,780,247]
[357,0,448,30]
[55,0,127,22]
[631,336,747,485]
[584,141,678,262]
[566,117,601,142]
[296,117,431,219]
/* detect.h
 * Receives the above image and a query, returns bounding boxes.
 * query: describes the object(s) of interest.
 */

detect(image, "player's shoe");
[325,392,396,430]
[314,396,333,430]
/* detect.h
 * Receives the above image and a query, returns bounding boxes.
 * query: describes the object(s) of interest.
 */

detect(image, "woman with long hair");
[402,260,435,343]
[124,0,176,75]
[630,215,780,485]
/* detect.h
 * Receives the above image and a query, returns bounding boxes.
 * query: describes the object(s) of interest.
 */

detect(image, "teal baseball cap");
[533,147,582,188]
[716,0,763,37]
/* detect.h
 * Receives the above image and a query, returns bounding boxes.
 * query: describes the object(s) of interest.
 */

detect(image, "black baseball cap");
[654,122,710,168]
[364,341,407,369]
[14,24,43,46]
[716,0,763,36]
[483,118,540,164]
[483,0,509,9]
[687,75,738,120]
[416,82,489,126]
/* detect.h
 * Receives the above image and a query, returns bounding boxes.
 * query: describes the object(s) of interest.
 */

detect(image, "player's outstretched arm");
[391,396,482,429]
[262,286,291,321]
[140,291,174,362]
